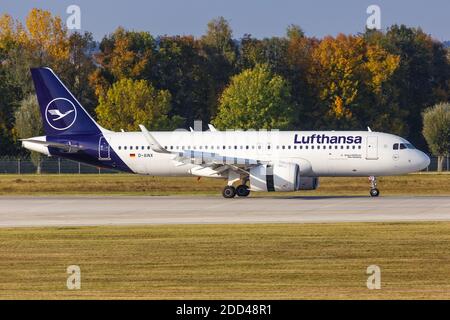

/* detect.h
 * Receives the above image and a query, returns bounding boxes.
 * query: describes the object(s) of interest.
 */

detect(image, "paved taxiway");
[0,196,449,227]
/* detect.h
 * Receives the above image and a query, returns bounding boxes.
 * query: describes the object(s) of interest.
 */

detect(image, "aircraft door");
[98,136,111,160]
[366,136,378,160]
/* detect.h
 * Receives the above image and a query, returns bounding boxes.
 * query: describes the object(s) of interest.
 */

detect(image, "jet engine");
[249,162,318,192]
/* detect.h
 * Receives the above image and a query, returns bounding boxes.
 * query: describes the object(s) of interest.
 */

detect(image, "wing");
[139,124,264,177]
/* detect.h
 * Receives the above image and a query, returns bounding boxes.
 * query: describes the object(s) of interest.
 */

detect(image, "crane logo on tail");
[45,98,77,131]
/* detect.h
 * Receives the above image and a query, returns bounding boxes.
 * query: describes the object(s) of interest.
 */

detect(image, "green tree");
[59,32,98,114]
[286,24,305,40]
[154,36,210,125]
[13,94,43,173]
[213,64,295,129]
[422,102,450,172]
[201,16,236,64]
[201,17,237,118]
[376,25,450,149]
[96,78,181,131]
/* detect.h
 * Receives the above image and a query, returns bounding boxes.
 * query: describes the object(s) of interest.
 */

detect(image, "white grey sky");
[1,0,449,41]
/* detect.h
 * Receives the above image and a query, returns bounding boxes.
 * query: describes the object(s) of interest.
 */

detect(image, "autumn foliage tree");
[309,34,400,130]
[1,10,449,160]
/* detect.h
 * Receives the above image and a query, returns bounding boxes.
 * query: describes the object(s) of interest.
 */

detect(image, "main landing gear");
[222,184,250,198]
[369,176,380,197]
[222,171,251,198]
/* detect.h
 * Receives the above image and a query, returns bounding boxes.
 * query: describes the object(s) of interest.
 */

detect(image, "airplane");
[22,67,431,198]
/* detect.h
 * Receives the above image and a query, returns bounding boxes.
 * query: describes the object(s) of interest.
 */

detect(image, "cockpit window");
[400,143,407,150]
[393,143,399,150]
[406,143,415,149]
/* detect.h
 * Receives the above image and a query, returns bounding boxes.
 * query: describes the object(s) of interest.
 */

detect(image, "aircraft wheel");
[236,185,250,197]
[222,186,237,198]
[370,188,380,197]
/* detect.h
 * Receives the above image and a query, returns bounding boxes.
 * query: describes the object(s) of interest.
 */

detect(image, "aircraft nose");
[417,151,430,170]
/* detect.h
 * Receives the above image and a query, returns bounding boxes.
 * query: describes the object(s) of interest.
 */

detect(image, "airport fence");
[0,155,448,174]
[0,157,119,174]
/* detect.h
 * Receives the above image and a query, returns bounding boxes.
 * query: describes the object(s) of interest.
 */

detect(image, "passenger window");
[118,146,121,150]
[147,146,150,150]
[130,146,133,150]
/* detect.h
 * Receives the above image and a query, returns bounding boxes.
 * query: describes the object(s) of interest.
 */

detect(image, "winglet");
[367,126,372,132]
[139,124,170,153]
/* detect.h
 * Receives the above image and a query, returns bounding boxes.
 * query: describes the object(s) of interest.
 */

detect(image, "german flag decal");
[129,153,136,158]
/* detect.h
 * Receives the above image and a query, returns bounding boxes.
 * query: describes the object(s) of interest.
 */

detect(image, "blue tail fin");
[30,67,101,136]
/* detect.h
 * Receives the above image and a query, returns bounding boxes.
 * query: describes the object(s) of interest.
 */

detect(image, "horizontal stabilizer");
[20,139,83,152]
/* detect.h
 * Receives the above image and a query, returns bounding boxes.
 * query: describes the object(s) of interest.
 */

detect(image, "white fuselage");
[102,130,430,177]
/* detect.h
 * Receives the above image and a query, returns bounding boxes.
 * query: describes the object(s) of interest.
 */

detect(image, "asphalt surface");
[0,196,449,227]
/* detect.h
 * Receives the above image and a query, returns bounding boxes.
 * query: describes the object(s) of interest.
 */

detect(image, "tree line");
[0,9,449,160]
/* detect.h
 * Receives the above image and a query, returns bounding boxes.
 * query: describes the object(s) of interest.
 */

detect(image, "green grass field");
[0,222,449,299]
[0,173,449,196]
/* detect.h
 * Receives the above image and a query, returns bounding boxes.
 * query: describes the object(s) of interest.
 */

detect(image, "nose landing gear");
[369,176,380,197]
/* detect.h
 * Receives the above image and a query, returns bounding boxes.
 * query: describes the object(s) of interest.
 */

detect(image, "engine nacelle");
[250,162,301,192]
[249,163,319,192]
[297,176,319,190]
